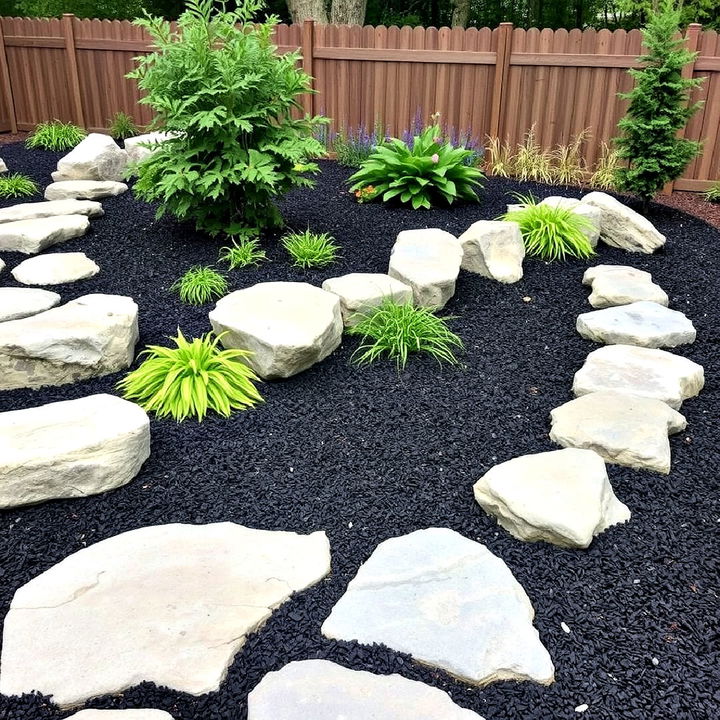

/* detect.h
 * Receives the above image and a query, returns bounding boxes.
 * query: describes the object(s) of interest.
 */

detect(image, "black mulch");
[0,144,718,720]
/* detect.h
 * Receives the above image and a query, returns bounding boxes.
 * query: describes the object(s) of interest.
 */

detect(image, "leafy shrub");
[26,121,86,151]
[705,181,720,203]
[128,0,327,235]
[171,266,228,305]
[348,300,463,370]
[282,229,339,269]
[0,173,39,198]
[108,111,139,140]
[219,235,267,269]
[590,142,621,190]
[118,329,262,422]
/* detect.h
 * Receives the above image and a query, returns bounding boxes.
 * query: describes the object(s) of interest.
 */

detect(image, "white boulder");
[67,712,173,720]
[12,252,99,285]
[582,265,668,308]
[0,287,61,322]
[53,133,129,182]
[0,215,89,254]
[0,199,103,224]
[45,180,128,201]
[458,220,525,283]
[125,131,175,164]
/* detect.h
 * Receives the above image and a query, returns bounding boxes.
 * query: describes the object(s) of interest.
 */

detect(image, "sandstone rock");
[0,215,89,254]
[0,294,138,390]
[247,659,485,720]
[53,133,129,182]
[322,528,555,687]
[582,265,669,308]
[572,344,704,410]
[458,220,525,283]
[210,282,343,379]
[0,287,61,322]
[0,394,150,509]
[12,252,99,285]
[125,131,175,164]
[0,199,103,224]
[473,448,630,548]
[45,180,128,201]
[321,273,413,326]
[576,301,696,348]
[539,196,581,210]
[0,158,7,173]
[581,191,666,253]
[388,229,463,308]
[67,712,173,720]
[0,523,331,708]
[549,391,686,474]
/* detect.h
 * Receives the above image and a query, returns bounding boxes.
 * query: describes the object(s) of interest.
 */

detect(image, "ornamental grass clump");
[219,235,267,269]
[25,121,86,151]
[171,266,228,305]
[118,329,262,422]
[590,142,622,190]
[282,229,339,269]
[108,111,140,140]
[348,300,463,370]
[0,173,38,198]
[705,180,720,203]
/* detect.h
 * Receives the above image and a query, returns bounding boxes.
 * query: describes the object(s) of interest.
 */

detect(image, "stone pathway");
[0,198,103,224]
[0,287,60,322]
[458,220,525,283]
[582,265,669,308]
[0,215,89,254]
[45,180,128,201]
[11,252,99,285]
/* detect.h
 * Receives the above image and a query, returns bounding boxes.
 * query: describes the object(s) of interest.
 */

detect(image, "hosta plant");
[118,329,262,422]
[108,111,140,140]
[283,229,339,269]
[171,266,228,305]
[219,235,267,269]
[0,173,38,198]
[25,121,86,151]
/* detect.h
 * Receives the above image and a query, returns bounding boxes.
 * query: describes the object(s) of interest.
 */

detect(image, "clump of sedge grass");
[170,265,228,305]
[0,173,39,198]
[590,142,621,191]
[550,129,589,186]
[26,120,86,151]
[705,180,720,203]
[108,111,140,140]
[514,125,553,183]
[219,235,267,269]
[485,135,514,177]
[282,228,340,269]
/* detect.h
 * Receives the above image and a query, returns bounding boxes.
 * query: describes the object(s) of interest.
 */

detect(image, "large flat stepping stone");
[0,199,103,224]
[12,252,99,285]
[0,523,330,708]
[67,712,173,720]
[573,344,704,410]
[0,215,89,254]
[458,220,524,284]
[210,281,342,379]
[53,133,129,182]
[550,391,686,474]
[388,229,462,308]
[321,528,555,687]
[473,448,630,549]
[45,180,128,201]
[0,294,138,390]
[539,196,601,247]
[0,394,149,509]
[0,287,61,322]
[576,301,696,348]
[321,272,412,326]
[582,265,669,308]
[125,131,174,164]
[247,659,485,720]
[581,191,665,253]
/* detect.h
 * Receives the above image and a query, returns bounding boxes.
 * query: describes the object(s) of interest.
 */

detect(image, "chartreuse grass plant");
[118,329,262,422]
[282,229,339,269]
[0,173,38,198]
[705,180,720,203]
[485,135,514,178]
[171,266,228,305]
[514,125,553,183]
[219,235,267,269]
[590,142,621,190]
[108,111,140,140]
[348,300,463,370]
[26,121,86,151]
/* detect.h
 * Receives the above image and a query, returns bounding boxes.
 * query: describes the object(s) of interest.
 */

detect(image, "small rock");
[0,215,89,254]
[575,704,589,713]
[0,199,103,224]
[561,622,571,633]
[45,180,128,201]
[582,264,669,308]
[0,287,61,322]
[66,712,174,720]
[458,220,525,284]
[53,133,129,182]
[12,252,99,285]
[0,158,7,173]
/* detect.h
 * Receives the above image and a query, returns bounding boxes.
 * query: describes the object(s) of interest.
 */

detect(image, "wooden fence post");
[0,19,17,133]
[489,22,513,140]
[301,19,315,116]
[61,14,85,127]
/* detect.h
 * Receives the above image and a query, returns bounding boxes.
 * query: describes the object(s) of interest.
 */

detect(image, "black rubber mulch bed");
[0,143,718,720]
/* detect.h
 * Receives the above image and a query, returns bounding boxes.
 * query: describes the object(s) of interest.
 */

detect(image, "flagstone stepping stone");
[458,220,525,284]
[53,133,129,182]
[0,523,331,708]
[67,712,173,720]
[0,393,150,509]
[573,344,704,410]
[549,391,686,474]
[576,301,696,348]
[473,448,630,549]
[539,197,602,247]
[11,252,99,285]
[388,229,463,308]
[321,527,555,687]
[0,199,103,224]
[125,131,175,164]
[0,293,138,390]
[0,287,61,322]
[321,272,412,326]
[45,180,128,201]
[582,265,669,308]
[0,215,89,254]
[580,191,666,253]
[247,659,485,720]
[210,281,343,379]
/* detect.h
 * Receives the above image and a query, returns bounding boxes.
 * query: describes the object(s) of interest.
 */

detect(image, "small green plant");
[705,180,720,203]
[117,329,262,422]
[590,142,621,190]
[514,125,553,183]
[550,130,589,186]
[25,121,86,151]
[219,235,267,269]
[485,135,514,178]
[170,265,228,305]
[282,229,339,269]
[0,173,39,198]
[348,300,463,370]
[333,123,384,167]
[108,111,140,140]
[500,194,595,261]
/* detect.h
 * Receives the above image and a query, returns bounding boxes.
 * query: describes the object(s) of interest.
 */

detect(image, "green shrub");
[219,235,267,269]
[108,111,140,140]
[705,181,720,203]
[171,265,228,305]
[26,121,86,151]
[128,0,327,235]
[282,229,339,269]
[118,329,262,422]
[348,300,463,370]
[0,173,39,198]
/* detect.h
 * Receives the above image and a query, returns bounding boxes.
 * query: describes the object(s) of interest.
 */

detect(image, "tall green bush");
[128,0,327,235]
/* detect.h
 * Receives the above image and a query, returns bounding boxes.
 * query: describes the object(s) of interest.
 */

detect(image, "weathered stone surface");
[0,199,103,224]
[473,448,630,548]
[581,191,666,253]
[247,660,485,720]
[322,528,555,687]
[582,265,669,308]
[388,229,463,308]
[0,294,138,390]
[210,282,342,379]
[0,215,89,254]
[549,391,686,474]
[0,523,331,708]
[0,394,150,509]
[321,273,412,326]
[53,133,129,182]
[458,220,525,283]
[0,158,7,173]
[0,287,61,322]
[45,180,128,201]
[11,252,99,285]
[67,712,173,720]
[125,131,175,164]
[576,301,696,348]
[572,344,704,410]
[0,257,4,274]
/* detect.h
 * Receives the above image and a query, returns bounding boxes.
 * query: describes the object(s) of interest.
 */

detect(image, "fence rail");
[0,15,717,191]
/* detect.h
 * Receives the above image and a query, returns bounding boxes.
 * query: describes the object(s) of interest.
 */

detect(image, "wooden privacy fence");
[0,16,718,191]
